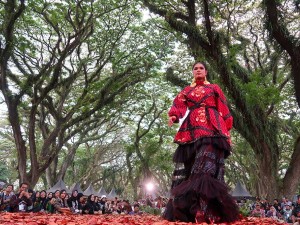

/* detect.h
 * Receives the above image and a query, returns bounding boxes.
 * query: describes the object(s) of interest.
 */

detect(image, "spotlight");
[145,182,154,192]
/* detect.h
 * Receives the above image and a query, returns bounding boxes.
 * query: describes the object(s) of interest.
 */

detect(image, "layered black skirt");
[163,137,239,223]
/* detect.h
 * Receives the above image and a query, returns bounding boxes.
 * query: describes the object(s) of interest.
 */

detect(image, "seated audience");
[129,204,142,215]
[50,189,70,213]
[82,194,100,214]
[9,182,33,212]
[266,205,282,220]
[33,190,48,212]
[251,203,265,218]
[292,195,300,225]
[99,195,107,214]
[0,184,14,212]
[68,190,80,213]
[282,203,293,223]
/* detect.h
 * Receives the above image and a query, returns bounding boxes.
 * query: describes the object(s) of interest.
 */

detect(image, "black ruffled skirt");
[162,137,239,223]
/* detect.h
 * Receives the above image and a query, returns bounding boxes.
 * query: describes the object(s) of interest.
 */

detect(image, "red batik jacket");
[168,80,233,145]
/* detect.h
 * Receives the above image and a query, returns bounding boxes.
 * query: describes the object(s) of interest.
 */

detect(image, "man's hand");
[20,191,30,199]
[50,198,56,204]
[168,116,176,127]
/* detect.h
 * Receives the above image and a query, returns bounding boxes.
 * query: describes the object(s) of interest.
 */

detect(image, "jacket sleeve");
[214,84,233,131]
[24,196,33,206]
[9,194,19,210]
[168,88,188,123]
[9,194,32,210]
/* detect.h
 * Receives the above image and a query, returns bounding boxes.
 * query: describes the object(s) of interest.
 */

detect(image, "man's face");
[6,185,13,192]
[19,184,28,193]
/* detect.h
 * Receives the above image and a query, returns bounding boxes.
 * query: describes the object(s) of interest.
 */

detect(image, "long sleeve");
[9,194,33,212]
[171,83,233,149]
[9,195,19,211]
[168,89,188,123]
[214,84,233,131]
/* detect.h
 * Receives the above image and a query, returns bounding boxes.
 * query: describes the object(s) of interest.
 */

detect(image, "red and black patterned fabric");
[168,80,232,149]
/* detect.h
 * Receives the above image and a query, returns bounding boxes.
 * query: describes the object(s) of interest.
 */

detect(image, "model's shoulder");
[207,83,222,91]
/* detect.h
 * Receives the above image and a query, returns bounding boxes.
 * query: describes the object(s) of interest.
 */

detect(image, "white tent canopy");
[47,179,70,193]
[83,183,98,196]
[107,188,118,200]
[45,180,123,199]
[69,182,83,194]
[231,181,253,200]
[98,186,108,197]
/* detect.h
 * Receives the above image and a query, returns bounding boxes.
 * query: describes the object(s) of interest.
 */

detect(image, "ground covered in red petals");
[0,212,288,225]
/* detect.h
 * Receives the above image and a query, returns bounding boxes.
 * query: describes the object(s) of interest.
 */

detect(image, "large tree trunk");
[0,0,26,185]
[282,136,300,199]
[256,151,279,199]
[45,156,59,187]
[143,0,288,199]
[264,0,300,109]
[57,144,79,181]
[263,0,300,198]
[8,102,28,184]
[6,99,43,188]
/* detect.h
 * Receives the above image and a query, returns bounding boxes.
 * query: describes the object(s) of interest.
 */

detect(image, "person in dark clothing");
[82,194,100,214]
[45,192,55,213]
[9,182,33,212]
[67,190,80,213]
[33,190,48,212]
[99,195,107,214]
[77,193,86,213]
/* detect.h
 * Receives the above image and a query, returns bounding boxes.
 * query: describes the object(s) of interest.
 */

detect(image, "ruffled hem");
[173,137,231,163]
[164,173,239,223]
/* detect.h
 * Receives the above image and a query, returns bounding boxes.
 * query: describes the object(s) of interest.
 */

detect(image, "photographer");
[9,182,32,212]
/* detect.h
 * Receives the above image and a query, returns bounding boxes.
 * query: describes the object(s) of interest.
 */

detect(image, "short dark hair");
[20,182,29,188]
[6,184,14,189]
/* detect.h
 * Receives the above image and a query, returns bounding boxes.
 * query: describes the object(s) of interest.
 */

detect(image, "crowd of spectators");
[1,182,300,224]
[238,196,300,224]
[0,183,167,216]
